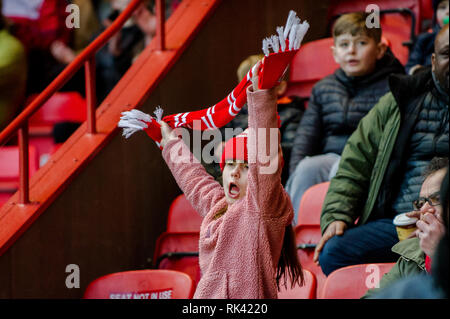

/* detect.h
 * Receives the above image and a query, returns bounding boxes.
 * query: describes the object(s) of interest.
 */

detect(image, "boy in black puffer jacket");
[286,12,405,224]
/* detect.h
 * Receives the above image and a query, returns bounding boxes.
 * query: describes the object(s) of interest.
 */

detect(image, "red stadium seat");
[420,0,434,22]
[277,269,317,299]
[297,182,330,226]
[153,232,201,287]
[0,193,12,207]
[83,269,195,299]
[294,182,330,297]
[0,145,39,192]
[294,227,326,299]
[286,38,339,99]
[319,263,396,299]
[28,92,86,133]
[26,92,86,161]
[167,194,203,232]
[380,15,413,64]
[327,0,422,34]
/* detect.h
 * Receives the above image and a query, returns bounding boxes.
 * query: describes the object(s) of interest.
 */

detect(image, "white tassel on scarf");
[118,10,309,146]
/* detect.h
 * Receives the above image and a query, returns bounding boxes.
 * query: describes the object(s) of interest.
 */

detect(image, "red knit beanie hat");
[220,130,248,171]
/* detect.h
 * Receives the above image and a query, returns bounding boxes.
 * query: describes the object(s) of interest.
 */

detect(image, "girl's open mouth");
[228,182,240,199]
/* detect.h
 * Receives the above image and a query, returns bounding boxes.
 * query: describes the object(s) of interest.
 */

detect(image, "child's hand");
[160,121,179,148]
[251,60,262,92]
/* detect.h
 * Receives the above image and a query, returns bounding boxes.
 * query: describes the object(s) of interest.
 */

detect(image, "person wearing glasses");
[314,25,449,276]
[363,157,448,298]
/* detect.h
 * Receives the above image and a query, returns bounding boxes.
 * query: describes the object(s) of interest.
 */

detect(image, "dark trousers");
[318,219,400,276]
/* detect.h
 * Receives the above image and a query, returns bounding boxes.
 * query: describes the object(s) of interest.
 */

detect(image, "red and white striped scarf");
[118,10,309,148]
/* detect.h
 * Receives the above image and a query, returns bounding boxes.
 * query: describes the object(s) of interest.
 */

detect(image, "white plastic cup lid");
[393,213,418,226]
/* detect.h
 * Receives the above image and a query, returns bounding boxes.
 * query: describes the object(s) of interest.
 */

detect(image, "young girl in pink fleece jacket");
[159,62,303,298]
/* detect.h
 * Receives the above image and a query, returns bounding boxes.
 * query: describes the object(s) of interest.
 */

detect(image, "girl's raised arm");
[160,124,224,218]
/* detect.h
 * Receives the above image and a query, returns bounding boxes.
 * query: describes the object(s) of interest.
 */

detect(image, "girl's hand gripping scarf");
[118,10,309,148]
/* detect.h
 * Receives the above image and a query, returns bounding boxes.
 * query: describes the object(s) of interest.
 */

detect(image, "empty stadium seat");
[277,269,317,299]
[153,232,201,287]
[294,229,326,299]
[83,269,195,299]
[286,38,339,99]
[166,194,203,232]
[28,92,86,133]
[380,15,414,64]
[26,92,86,163]
[327,0,422,34]
[419,0,434,26]
[319,263,396,299]
[0,193,12,207]
[0,146,39,204]
[297,182,330,226]
[294,182,330,297]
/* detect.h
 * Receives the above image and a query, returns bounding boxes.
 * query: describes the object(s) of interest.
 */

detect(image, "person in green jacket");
[363,157,448,298]
[313,25,449,276]
[0,0,27,131]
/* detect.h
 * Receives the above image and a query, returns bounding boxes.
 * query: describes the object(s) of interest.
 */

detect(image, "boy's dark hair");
[333,12,382,43]
[422,157,449,179]
[276,225,304,290]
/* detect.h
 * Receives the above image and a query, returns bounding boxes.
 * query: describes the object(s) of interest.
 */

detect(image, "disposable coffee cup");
[393,213,418,241]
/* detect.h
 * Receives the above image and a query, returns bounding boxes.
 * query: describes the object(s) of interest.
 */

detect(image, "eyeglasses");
[412,192,441,211]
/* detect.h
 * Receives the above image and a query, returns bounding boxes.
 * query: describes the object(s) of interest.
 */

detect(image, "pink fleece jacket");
[162,86,294,299]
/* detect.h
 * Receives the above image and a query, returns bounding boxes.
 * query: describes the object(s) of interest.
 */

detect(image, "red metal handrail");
[0,0,166,204]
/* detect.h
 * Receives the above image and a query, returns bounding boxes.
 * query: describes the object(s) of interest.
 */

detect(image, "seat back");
[297,182,330,226]
[294,182,330,297]
[28,92,86,131]
[419,0,434,23]
[83,269,195,299]
[26,92,86,161]
[167,194,203,232]
[277,269,317,299]
[0,145,39,190]
[286,38,339,99]
[320,263,396,299]
[327,0,421,34]
[380,14,413,64]
[294,225,327,298]
[153,232,201,287]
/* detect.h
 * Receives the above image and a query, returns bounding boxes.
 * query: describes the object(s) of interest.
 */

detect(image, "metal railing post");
[156,0,166,51]
[85,57,97,134]
[18,123,30,204]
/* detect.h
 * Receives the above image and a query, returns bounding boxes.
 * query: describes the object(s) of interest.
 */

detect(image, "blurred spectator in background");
[0,0,27,131]
[1,0,85,95]
[95,0,157,101]
[95,0,180,101]
[405,0,449,75]
[49,0,101,65]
